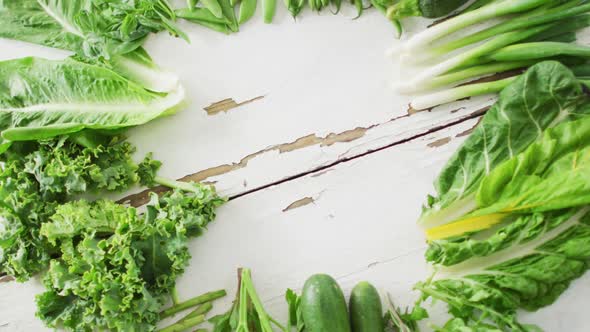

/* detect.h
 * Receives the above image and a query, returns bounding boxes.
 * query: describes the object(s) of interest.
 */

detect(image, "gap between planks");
[119,106,488,206]
[229,107,487,201]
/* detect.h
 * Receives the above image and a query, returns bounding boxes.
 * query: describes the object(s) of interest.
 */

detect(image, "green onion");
[398,23,553,93]
[411,76,517,110]
[420,2,590,63]
[399,0,549,54]
[489,42,590,62]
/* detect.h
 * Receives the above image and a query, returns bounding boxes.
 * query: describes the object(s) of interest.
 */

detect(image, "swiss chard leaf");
[428,116,590,239]
[420,61,588,230]
[418,208,590,331]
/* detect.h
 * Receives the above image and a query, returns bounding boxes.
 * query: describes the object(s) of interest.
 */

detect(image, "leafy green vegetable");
[0,134,144,280]
[428,112,590,239]
[211,268,286,332]
[418,208,590,331]
[138,152,163,187]
[0,57,185,152]
[384,294,424,332]
[0,0,185,60]
[394,0,590,108]
[416,62,590,330]
[420,61,588,231]
[286,289,305,332]
[36,187,224,331]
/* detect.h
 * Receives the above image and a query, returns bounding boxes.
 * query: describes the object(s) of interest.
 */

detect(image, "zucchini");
[387,0,469,20]
[300,274,351,332]
[349,282,384,332]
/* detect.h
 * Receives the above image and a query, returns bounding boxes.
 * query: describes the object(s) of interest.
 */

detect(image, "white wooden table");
[1,7,589,332]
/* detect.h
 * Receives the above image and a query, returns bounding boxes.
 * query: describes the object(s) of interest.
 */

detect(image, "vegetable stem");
[154,176,199,193]
[171,287,180,305]
[489,42,590,61]
[411,76,517,110]
[400,0,549,53]
[398,23,552,93]
[263,0,277,23]
[160,289,227,319]
[426,60,532,89]
[427,2,590,59]
[157,315,205,332]
[177,302,213,324]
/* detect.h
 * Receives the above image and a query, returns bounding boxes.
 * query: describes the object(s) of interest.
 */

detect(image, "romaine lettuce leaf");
[0,0,181,92]
[0,57,185,152]
[420,61,589,230]
[0,0,86,54]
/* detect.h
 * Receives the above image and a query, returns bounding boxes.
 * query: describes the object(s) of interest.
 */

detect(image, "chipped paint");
[120,126,372,207]
[322,127,368,146]
[456,127,475,137]
[204,96,264,115]
[427,137,451,148]
[283,197,315,212]
[0,275,15,283]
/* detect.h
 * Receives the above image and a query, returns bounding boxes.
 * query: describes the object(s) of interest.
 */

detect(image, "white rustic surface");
[1,5,588,332]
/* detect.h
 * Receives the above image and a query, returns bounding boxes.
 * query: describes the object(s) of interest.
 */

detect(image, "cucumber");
[349,282,384,332]
[300,274,351,332]
[419,0,469,18]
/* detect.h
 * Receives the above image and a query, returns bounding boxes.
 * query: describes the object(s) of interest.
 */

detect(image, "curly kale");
[36,188,224,332]
[0,135,151,280]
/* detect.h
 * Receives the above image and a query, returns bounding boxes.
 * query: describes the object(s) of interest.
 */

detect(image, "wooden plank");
[4,118,588,330]
[0,10,495,202]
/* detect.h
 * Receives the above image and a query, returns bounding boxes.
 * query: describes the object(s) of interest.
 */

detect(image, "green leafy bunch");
[0,0,184,60]
[35,187,224,331]
[211,268,286,332]
[0,134,156,281]
[411,62,590,331]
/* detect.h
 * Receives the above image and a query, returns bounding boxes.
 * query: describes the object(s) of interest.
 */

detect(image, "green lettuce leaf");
[0,1,181,92]
[0,57,185,152]
[0,0,183,60]
[0,0,86,53]
[420,61,588,230]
